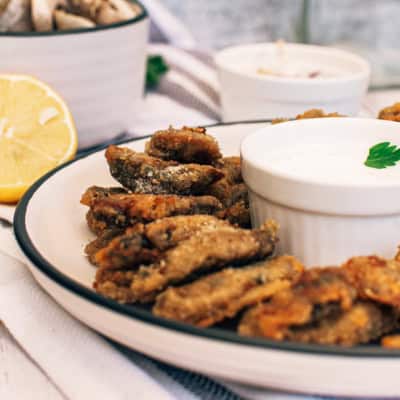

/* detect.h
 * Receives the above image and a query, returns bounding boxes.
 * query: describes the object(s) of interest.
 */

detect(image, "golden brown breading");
[153,255,303,327]
[94,220,279,303]
[343,256,400,308]
[81,186,128,207]
[238,267,357,341]
[94,224,161,270]
[94,215,231,270]
[105,145,224,195]
[381,334,400,348]
[85,210,109,236]
[224,199,251,228]
[271,109,344,124]
[85,228,124,264]
[145,126,222,165]
[215,156,242,184]
[144,215,231,251]
[378,102,400,122]
[208,181,247,207]
[240,301,396,346]
[83,191,223,231]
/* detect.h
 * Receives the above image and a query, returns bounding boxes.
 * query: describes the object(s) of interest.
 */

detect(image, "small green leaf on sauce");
[364,141,400,169]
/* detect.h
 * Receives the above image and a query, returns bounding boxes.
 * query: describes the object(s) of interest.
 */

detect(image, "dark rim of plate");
[13,120,400,358]
[0,0,147,37]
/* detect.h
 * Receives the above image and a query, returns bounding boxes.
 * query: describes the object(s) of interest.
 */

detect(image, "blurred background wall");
[161,0,400,88]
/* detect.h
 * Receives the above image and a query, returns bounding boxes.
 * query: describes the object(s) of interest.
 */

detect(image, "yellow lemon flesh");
[0,75,78,203]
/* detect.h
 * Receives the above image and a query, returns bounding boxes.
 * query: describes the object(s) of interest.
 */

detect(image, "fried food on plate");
[343,256,400,308]
[240,300,396,346]
[381,334,400,349]
[85,228,123,264]
[153,255,303,327]
[94,224,161,270]
[271,108,344,124]
[215,156,242,184]
[224,198,251,228]
[144,215,231,251]
[94,220,279,303]
[94,215,230,269]
[81,186,128,207]
[238,267,357,341]
[82,190,223,232]
[145,126,222,165]
[378,102,400,122]
[105,145,223,195]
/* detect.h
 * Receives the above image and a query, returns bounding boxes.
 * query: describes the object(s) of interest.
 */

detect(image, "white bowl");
[241,118,400,266]
[0,5,149,148]
[215,43,371,122]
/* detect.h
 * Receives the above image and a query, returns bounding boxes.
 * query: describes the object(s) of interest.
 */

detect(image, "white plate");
[14,122,400,398]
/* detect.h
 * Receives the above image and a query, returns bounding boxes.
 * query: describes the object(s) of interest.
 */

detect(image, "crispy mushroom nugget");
[145,126,222,165]
[215,156,242,183]
[82,190,223,231]
[378,102,400,122]
[343,256,400,308]
[144,215,231,251]
[239,268,358,342]
[153,255,303,327]
[85,228,124,264]
[94,215,231,270]
[94,220,279,303]
[271,109,344,124]
[94,224,161,270]
[81,186,129,207]
[105,145,223,195]
[240,300,396,346]
[381,334,400,349]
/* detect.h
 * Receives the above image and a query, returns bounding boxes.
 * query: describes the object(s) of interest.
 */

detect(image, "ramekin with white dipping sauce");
[241,118,400,266]
[215,42,370,121]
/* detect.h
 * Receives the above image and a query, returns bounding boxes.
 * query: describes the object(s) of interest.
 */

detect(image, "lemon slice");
[0,74,78,203]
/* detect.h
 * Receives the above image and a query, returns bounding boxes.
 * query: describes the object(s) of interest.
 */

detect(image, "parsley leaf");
[146,55,169,89]
[364,141,400,169]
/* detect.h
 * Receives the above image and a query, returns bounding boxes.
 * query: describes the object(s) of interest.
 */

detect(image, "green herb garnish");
[364,141,400,169]
[146,55,169,89]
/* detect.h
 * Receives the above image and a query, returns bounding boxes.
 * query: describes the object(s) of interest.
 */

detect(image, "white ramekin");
[241,118,400,266]
[215,43,370,122]
[0,5,149,148]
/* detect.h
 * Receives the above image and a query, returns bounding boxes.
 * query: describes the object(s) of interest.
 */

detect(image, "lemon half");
[0,75,78,203]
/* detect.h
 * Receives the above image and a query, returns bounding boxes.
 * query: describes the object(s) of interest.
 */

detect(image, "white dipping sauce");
[263,141,400,186]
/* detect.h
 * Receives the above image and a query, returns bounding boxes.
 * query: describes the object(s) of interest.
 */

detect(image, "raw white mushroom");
[96,0,136,25]
[0,0,10,13]
[31,0,57,31]
[69,0,101,21]
[0,0,32,31]
[54,9,95,29]
[71,0,137,25]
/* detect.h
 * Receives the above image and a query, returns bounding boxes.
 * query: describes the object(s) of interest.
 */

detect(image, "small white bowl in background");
[0,4,149,148]
[241,118,400,266]
[215,43,370,122]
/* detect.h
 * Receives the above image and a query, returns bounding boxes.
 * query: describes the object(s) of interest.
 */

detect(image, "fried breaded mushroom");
[94,215,231,269]
[94,220,278,303]
[238,267,358,342]
[378,102,400,122]
[145,126,222,165]
[343,256,400,308]
[153,255,303,327]
[381,334,400,349]
[271,108,344,124]
[82,190,223,232]
[240,300,396,346]
[105,145,223,195]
